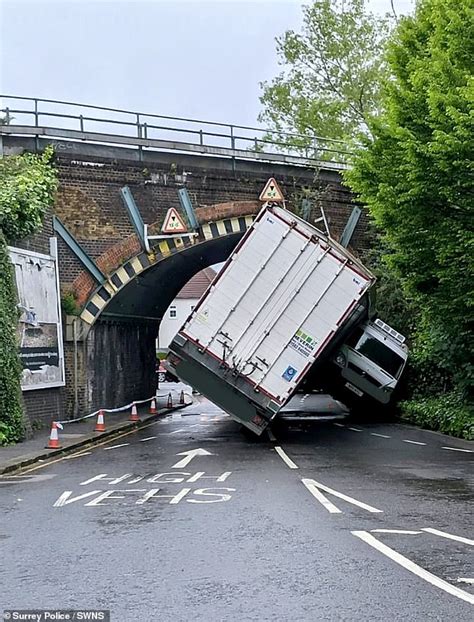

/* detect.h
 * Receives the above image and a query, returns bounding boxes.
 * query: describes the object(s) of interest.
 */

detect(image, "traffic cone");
[149,398,157,414]
[129,404,140,422]
[167,393,173,408]
[179,390,185,405]
[94,409,106,432]
[45,421,62,449]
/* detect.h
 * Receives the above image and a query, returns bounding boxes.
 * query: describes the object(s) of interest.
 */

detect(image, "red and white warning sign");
[259,178,285,203]
[161,208,188,233]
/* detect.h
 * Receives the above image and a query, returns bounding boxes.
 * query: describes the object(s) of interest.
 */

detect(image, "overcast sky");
[1,0,415,128]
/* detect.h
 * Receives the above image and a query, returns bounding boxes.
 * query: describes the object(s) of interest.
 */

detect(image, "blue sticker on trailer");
[282,366,298,381]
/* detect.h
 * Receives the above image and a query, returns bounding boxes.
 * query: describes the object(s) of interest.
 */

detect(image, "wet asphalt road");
[0,389,473,621]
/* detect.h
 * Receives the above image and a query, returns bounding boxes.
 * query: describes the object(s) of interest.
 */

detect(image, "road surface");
[0,390,472,621]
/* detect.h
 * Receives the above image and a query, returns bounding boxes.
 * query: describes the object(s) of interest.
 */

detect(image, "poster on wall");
[9,243,65,390]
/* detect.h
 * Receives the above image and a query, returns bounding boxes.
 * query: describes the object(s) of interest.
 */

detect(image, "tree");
[0,147,58,444]
[259,0,393,156]
[346,0,473,425]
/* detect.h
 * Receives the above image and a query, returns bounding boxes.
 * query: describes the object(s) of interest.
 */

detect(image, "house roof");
[176,267,217,299]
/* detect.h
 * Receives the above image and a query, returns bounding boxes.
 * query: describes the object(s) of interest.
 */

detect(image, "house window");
[169,306,177,318]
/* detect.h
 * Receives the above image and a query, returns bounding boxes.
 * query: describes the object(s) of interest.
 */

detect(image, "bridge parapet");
[0,95,350,170]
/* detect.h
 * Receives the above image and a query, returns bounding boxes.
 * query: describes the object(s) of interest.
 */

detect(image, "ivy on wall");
[0,146,58,445]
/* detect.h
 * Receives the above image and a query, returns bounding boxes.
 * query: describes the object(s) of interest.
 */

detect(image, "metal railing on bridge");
[0,95,350,169]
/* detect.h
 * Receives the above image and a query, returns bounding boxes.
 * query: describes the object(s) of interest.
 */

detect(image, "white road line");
[442,446,473,453]
[275,446,299,469]
[371,529,422,535]
[103,443,130,451]
[64,451,92,459]
[267,429,276,442]
[352,530,474,605]
[139,436,157,442]
[422,528,474,546]
[333,423,345,428]
[371,433,391,439]
[458,578,474,585]
[403,439,427,446]
[168,429,186,435]
[302,479,341,514]
[307,479,383,513]
[348,427,363,432]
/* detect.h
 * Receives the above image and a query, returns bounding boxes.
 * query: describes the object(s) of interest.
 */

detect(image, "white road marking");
[442,446,473,453]
[371,529,422,535]
[139,436,157,442]
[333,423,345,428]
[352,530,474,605]
[422,528,474,546]
[302,479,341,514]
[304,479,383,513]
[171,448,213,469]
[0,474,57,484]
[168,429,186,435]
[457,578,474,585]
[274,446,298,469]
[403,439,427,446]
[371,433,391,439]
[64,451,92,459]
[348,427,363,432]
[267,429,276,442]
[103,443,130,451]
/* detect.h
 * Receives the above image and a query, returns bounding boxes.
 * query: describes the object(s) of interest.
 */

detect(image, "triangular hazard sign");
[161,208,188,233]
[259,177,285,202]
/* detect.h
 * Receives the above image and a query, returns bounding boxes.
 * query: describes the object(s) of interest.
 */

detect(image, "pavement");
[0,386,191,475]
[0,391,472,621]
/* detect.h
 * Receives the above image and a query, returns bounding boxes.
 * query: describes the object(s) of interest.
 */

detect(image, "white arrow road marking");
[458,578,474,585]
[275,446,298,469]
[422,528,474,546]
[302,479,341,514]
[302,478,383,513]
[442,446,473,453]
[352,530,474,605]
[171,448,213,469]
[371,529,422,535]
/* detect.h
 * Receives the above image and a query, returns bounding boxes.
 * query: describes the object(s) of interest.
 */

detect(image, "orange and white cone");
[149,399,157,415]
[167,393,173,408]
[179,390,185,405]
[45,421,63,449]
[94,409,106,432]
[129,404,140,422]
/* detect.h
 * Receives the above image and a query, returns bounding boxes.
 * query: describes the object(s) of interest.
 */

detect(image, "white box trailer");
[166,204,376,435]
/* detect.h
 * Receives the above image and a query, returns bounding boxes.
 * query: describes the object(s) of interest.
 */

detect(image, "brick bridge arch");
[75,200,260,327]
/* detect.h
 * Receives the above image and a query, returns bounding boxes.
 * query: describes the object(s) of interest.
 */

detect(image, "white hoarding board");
[9,244,65,390]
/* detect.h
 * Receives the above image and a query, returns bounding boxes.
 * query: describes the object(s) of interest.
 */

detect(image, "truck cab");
[334,318,408,404]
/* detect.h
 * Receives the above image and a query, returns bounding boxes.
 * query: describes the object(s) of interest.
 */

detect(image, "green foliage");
[346,0,474,396]
[259,0,393,153]
[0,148,58,444]
[0,146,58,243]
[401,391,474,440]
[61,291,80,316]
[0,231,25,445]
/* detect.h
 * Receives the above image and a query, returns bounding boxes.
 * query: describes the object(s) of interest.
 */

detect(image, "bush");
[0,232,25,445]
[401,391,474,440]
